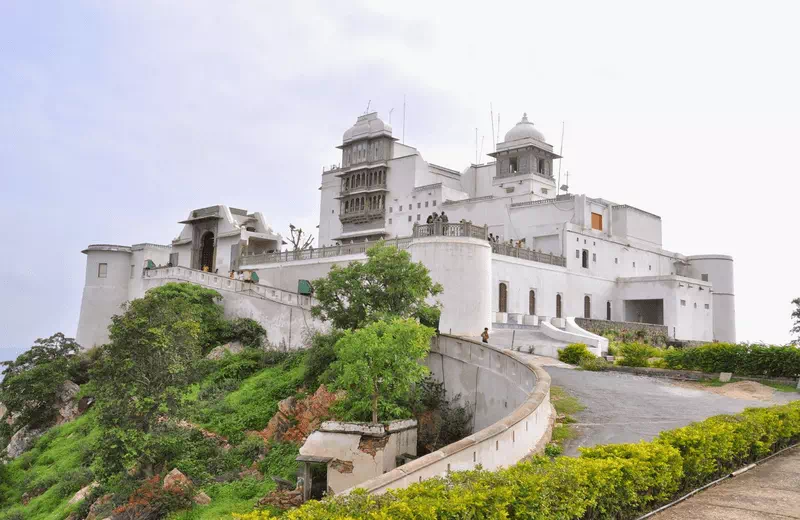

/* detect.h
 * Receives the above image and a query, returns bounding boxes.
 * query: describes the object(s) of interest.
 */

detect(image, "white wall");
[686,255,736,342]
[76,247,133,348]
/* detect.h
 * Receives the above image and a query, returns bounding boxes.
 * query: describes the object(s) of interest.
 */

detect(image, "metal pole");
[511,329,516,350]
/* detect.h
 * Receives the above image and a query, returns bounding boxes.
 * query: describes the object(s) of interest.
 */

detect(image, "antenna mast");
[480,136,485,162]
[557,121,565,196]
[475,128,478,164]
[364,100,371,114]
[402,95,406,144]
[490,103,495,151]
[388,108,394,124]
[497,114,501,144]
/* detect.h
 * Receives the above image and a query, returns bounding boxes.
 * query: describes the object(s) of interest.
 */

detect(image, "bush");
[558,343,594,365]
[227,318,267,349]
[253,401,800,520]
[303,331,344,389]
[579,357,611,371]
[664,343,800,378]
[616,343,662,367]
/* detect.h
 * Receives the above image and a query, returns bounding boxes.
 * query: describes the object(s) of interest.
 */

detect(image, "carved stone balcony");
[339,207,386,225]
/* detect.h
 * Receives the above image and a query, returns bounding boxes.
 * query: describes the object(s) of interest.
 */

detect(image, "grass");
[549,386,585,451]
[0,412,100,520]
[699,379,800,393]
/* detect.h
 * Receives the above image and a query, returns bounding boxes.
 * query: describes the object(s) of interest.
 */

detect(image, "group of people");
[229,270,253,282]
[425,211,449,224]
[487,233,526,248]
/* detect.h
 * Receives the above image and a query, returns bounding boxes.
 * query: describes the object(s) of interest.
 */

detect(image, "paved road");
[653,446,800,519]
[539,364,800,456]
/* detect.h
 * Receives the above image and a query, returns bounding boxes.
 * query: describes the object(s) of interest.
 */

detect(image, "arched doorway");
[498,283,508,313]
[529,290,536,315]
[584,295,591,319]
[556,294,562,318]
[606,301,612,320]
[200,232,215,271]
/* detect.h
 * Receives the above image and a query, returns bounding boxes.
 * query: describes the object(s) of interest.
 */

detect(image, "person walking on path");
[481,327,489,343]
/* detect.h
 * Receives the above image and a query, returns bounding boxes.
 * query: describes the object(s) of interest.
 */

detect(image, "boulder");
[55,380,81,425]
[206,341,245,360]
[85,493,113,520]
[193,491,212,505]
[6,426,45,459]
[163,468,190,490]
[68,481,99,505]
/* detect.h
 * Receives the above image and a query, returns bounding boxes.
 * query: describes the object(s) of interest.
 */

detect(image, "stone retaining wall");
[347,334,554,495]
[576,318,668,339]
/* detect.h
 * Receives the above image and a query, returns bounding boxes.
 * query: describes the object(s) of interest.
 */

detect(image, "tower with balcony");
[487,113,560,199]
[334,113,395,242]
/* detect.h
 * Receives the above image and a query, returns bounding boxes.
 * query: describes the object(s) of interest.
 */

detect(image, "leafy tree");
[303,330,345,389]
[91,283,217,476]
[330,318,434,423]
[311,242,443,331]
[0,333,80,429]
[227,317,267,349]
[791,298,800,345]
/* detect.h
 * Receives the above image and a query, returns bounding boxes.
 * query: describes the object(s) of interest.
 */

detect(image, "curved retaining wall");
[348,334,554,495]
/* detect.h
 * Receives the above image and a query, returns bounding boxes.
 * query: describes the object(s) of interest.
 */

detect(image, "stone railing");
[347,334,554,495]
[143,267,314,309]
[491,243,567,267]
[240,237,413,266]
[412,221,488,240]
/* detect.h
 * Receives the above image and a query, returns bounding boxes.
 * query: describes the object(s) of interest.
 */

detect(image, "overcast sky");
[2,0,799,361]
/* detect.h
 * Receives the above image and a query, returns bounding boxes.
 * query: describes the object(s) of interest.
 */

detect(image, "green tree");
[91,283,219,476]
[330,318,434,423]
[791,298,800,345]
[310,242,443,331]
[0,332,80,429]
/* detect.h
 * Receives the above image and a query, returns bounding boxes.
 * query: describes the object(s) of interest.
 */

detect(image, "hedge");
[237,401,800,520]
[664,343,800,379]
[558,343,594,365]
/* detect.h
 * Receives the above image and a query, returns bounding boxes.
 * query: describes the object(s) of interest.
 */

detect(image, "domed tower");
[325,112,396,244]
[487,113,560,195]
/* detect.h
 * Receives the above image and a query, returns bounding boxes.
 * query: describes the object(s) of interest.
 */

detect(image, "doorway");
[498,283,508,313]
[200,232,215,271]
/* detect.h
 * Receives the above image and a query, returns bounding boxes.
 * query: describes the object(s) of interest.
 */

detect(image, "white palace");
[76,111,736,354]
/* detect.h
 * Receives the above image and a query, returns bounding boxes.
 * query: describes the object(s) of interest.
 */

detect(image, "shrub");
[303,330,344,389]
[579,357,611,371]
[616,342,661,367]
[664,343,800,378]
[249,401,800,520]
[227,318,267,349]
[558,343,594,365]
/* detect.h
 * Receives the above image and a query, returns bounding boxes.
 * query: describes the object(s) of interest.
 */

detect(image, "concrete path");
[653,446,800,519]
[542,366,800,456]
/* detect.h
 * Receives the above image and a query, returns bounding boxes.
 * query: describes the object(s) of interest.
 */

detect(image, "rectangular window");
[701,274,709,282]
[130,265,135,279]
[417,214,421,221]
[408,215,412,222]
[575,250,580,259]
[704,303,710,309]
[389,218,392,224]
[425,201,429,207]
[633,261,636,267]
[432,200,437,206]
[582,250,589,268]
[648,265,652,271]
[680,300,686,307]
[694,302,697,308]
[592,253,597,262]
[389,207,393,213]
[615,257,618,264]
[398,205,402,212]
[408,204,412,210]
[509,157,518,173]
[591,212,603,231]
[417,202,421,208]
[169,252,178,266]
[541,188,548,194]
[98,263,108,278]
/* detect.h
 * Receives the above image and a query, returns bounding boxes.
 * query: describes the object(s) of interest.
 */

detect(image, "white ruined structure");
[76,110,735,351]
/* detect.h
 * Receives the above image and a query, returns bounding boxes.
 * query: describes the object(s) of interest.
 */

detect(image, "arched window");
[556,294,562,318]
[344,200,349,213]
[529,290,536,315]
[606,301,612,321]
[499,283,508,313]
[584,295,591,319]
[582,249,589,269]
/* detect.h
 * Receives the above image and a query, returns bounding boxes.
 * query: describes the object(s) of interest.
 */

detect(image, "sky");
[2,0,799,362]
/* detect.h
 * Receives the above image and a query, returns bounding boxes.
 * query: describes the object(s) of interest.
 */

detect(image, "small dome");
[342,112,392,143]
[504,113,545,143]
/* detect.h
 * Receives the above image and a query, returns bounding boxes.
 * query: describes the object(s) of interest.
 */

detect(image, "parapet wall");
[348,334,553,495]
